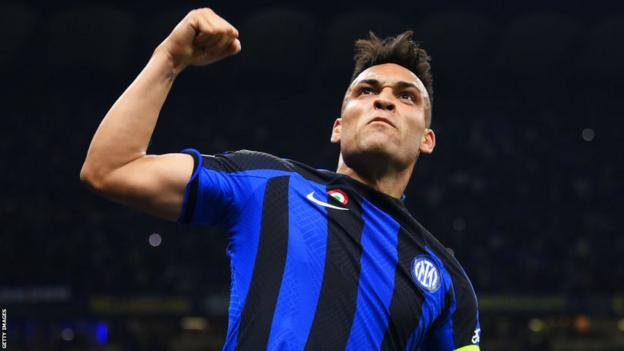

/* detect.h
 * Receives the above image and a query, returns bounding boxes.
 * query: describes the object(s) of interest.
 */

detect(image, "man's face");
[331,63,435,171]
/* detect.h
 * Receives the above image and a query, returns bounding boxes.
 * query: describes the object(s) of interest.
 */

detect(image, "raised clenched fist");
[158,8,241,70]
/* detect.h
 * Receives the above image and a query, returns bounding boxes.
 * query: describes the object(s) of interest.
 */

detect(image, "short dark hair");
[350,31,434,124]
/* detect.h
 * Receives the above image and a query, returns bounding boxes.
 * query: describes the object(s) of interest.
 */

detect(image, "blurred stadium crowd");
[1,0,623,350]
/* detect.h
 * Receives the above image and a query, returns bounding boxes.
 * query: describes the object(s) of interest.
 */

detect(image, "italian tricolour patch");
[411,256,441,293]
[327,189,348,205]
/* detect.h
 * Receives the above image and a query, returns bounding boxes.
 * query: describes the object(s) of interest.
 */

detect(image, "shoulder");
[183,149,293,172]
[181,148,336,184]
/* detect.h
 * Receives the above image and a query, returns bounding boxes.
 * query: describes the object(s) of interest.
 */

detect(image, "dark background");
[1,0,623,350]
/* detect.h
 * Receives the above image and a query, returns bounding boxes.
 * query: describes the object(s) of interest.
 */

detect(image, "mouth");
[368,116,396,128]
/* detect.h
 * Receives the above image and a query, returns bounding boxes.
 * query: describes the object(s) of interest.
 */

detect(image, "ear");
[419,128,436,154]
[330,117,342,144]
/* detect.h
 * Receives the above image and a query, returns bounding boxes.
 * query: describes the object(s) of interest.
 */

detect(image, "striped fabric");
[178,148,480,351]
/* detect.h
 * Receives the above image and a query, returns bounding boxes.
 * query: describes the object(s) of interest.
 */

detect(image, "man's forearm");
[80,48,184,184]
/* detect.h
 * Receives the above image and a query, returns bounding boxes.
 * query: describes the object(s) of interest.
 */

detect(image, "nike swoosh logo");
[306,191,349,211]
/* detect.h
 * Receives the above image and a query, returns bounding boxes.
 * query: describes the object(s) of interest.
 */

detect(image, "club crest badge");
[411,256,441,293]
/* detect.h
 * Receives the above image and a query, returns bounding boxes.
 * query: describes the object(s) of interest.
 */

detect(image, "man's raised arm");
[80,8,241,221]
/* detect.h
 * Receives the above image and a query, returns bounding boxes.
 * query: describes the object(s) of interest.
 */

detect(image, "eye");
[359,87,375,95]
[398,92,416,101]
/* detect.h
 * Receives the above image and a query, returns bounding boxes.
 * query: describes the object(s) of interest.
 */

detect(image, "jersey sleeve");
[421,285,481,351]
[176,148,291,226]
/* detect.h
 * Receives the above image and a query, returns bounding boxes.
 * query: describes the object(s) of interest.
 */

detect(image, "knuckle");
[221,26,236,36]
[214,28,228,36]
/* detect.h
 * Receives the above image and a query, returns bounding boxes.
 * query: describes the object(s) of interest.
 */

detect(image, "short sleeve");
[176,148,292,226]
[422,285,481,351]
[449,280,481,350]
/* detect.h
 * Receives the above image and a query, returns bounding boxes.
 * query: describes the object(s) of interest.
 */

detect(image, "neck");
[335,153,415,199]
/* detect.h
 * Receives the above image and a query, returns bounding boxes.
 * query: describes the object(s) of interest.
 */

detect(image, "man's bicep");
[90,148,285,224]
[97,153,195,221]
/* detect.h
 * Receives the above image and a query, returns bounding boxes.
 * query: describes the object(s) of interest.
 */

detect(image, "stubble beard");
[342,130,406,180]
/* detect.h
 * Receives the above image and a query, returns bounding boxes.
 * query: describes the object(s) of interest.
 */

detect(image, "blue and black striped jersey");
[177,148,481,351]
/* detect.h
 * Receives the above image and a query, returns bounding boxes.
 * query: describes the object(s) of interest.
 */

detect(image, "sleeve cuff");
[176,148,203,224]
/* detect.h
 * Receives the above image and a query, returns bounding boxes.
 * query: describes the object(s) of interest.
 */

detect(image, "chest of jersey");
[180,149,480,350]
[227,177,449,350]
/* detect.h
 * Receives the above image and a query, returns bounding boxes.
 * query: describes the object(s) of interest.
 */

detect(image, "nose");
[374,89,395,111]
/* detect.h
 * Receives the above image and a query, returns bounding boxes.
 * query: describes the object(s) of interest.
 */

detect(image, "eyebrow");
[355,79,422,94]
